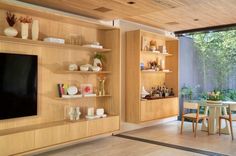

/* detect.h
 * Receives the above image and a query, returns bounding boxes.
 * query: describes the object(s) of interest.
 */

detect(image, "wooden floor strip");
[114,134,228,156]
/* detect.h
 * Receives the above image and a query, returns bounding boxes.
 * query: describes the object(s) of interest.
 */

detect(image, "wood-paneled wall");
[0,9,120,130]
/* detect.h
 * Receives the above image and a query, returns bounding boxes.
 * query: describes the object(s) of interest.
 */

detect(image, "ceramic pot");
[4,27,18,37]
[21,23,29,39]
[32,20,39,40]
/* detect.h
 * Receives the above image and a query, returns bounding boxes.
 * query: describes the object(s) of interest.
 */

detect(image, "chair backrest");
[229,104,236,111]
[183,102,198,110]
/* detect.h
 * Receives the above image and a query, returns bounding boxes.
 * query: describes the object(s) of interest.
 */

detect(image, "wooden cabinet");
[88,116,119,136]
[126,30,179,123]
[68,121,88,140]
[35,124,69,148]
[0,116,119,155]
[0,131,35,156]
[141,97,179,122]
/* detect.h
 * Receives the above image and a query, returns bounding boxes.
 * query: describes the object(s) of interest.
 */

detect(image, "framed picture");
[80,84,93,95]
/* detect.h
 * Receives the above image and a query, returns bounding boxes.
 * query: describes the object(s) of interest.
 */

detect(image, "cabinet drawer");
[0,131,35,156]
[88,116,119,136]
[68,121,88,140]
[35,124,69,148]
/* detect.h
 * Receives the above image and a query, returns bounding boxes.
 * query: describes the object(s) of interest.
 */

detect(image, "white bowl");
[80,66,89,71]
[91,66,101,72]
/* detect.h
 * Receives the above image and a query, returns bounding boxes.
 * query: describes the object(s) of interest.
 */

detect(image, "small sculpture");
[97,76,106,96]
[68,106,81,121]
[93,53,105,70]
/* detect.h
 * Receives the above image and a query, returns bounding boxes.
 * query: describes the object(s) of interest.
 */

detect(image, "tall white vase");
[32,20,39,40]
[21,23,29,39]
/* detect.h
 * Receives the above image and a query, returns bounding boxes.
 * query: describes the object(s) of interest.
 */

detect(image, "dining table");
[200,100,236,135]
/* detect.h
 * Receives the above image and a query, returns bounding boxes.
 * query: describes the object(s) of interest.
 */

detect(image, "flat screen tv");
[0,53,37,120]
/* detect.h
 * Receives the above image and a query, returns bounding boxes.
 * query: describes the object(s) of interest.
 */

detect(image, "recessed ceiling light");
[127,1,135,4]
[94,7,112,13]
[194,19,199,21]
[165,22,179,25]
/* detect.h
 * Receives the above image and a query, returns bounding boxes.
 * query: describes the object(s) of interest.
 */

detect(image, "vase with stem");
[19,16,32,39]
[4,11,18,37]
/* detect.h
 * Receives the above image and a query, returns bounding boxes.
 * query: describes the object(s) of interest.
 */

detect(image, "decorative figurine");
[97,76,106,96]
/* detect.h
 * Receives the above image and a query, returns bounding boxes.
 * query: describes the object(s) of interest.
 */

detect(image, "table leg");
[208,106,217,134]
[201,106,209,131]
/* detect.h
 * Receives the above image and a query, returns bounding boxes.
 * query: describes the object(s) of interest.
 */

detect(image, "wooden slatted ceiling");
[19,0,236,31]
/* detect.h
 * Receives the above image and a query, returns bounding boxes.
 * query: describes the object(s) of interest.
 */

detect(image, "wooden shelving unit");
[126,29,179,123]
[0,4,120,155]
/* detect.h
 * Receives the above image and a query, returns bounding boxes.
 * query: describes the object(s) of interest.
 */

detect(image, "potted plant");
[4,11,18,37]
[207,90,224,104]
[19,16,32,39]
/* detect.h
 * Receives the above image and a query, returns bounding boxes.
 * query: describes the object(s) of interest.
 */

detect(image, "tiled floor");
[35,121,236,156]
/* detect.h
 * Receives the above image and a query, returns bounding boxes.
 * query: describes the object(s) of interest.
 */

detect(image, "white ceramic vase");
[32,20,39,40]
[21,23,29,39]
[68,107,75,121]
[4,27,18,37]
[75,107,81,120]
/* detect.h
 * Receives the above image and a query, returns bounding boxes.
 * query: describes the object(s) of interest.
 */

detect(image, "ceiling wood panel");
[18,0,236,31]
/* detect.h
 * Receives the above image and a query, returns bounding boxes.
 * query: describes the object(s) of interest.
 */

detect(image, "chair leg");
[229,120,234,140]
[180,117,184,134]
[194,119,198,137]
[219,117,221,136]
[192,120,195,132]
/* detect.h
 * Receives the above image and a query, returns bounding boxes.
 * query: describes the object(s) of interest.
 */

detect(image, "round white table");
[201,101,236,135]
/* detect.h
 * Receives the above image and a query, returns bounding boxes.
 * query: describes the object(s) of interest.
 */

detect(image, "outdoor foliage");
[192,29,236,89]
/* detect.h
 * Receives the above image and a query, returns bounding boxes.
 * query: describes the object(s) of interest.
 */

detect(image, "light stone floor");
[34,121,236,156]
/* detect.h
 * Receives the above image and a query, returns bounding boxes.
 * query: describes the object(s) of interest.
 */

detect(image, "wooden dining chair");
[219,104,236,140]
[181,102,209,137]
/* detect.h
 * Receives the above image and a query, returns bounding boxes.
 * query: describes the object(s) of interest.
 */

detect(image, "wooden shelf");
[141,96,177,101]
[141,70,172,73]
[58,70,111,74]
[0,35,111,52]
[141,51,173,56]
[55,95,112,100]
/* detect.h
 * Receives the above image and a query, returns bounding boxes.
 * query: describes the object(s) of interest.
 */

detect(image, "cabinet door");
[141,100,162,121]
[35,124,69,148]
[68,121,88,140]
[0,131,35,156]
[88,116,119,136]
[161,98,179,117]
[141,97,179,121]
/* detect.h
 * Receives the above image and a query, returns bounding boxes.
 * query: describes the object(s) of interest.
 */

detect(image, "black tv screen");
[0,53,37,120]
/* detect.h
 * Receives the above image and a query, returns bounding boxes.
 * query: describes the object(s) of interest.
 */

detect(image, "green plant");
[180,85,201,100]
[94,53,105,61]
[192,30,236,89]
[6,11,17,26]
